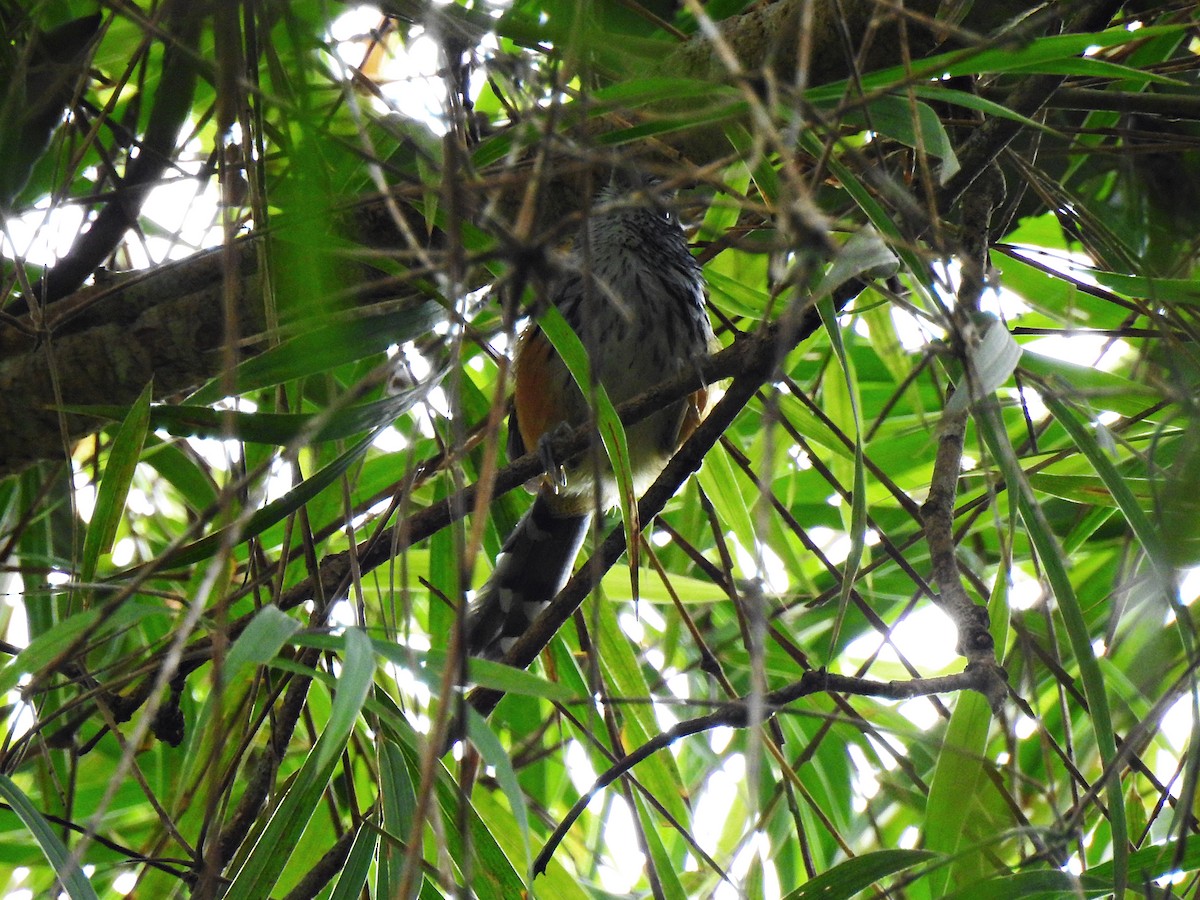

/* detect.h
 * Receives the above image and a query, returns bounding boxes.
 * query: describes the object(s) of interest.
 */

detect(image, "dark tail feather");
[466,494,590,659]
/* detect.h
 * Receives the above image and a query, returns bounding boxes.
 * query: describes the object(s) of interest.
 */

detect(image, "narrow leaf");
[0,608,101,697]
[316,627,375,769]
[226,628,375,899]
[466,708,531,866]
[294,635,580,702]
[156,429,381,569]
[975,402,1129,892]
[226,605,303,679]
[817,297,867,654]
[0,775,99,900]
[537,306,640,595]
[329,824,377,900]
[783,849,937,900]
[189,302,444,404]
[80,380,152,584]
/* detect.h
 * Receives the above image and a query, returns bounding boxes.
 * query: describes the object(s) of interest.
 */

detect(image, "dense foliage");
[2,0,1200,897]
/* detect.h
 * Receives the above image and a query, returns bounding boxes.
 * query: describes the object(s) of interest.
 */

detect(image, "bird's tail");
[465,494,591,659]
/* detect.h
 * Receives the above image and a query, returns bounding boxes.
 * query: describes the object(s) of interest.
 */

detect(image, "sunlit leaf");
[80,380,152,584]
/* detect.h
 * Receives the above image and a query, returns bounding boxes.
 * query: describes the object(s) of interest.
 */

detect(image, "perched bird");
[465,171,716,660]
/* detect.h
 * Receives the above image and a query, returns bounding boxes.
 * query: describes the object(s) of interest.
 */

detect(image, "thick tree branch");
[0,244,263,476]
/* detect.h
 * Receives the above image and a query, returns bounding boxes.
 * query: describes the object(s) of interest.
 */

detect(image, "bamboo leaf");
[537,305,641,595]
[0,776,99,900]
[0,608,101,697]
[783,849,937,900]
[80,380,152,584]
[188,302,445,404]
[329,824,377,900]
[154,429,381,569]
[226,628,375,899]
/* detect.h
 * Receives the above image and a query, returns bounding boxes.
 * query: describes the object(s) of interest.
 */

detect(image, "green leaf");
[1158,417,1200,567]
[1087,269,1200,305]
[80,380,152,584]
[806,27,1189,119]
[226,628,375,899]
[783,849,938,900]
[376,740,414,898]
[911,85,1057,134]
[817,298,867,654]
[1043,394,1172,583]
[316,627,376,769]
[328,824,377,900]
[140,438,219,511]
[593,590,691,829]
[294,635,581,702]
[816,228,900,298]
[536,305,640,594]
[940,869,1106,900]
[974,401,1130,894]
[1019,352,1157,418]
[1087,833,1200,887]
[632,789,688,900]
[0,775,99,900]
[0,608,101,697]
[696,441,756,564]
[64,385,434,445]
[226,605,303,678]
[188,302,444,405]
[847,95,960,182]
[156,429,380,569]
[1027,473,1153,507]
[1004,56,1186,85]
[466,708,531,867]
[923,692,1000,896]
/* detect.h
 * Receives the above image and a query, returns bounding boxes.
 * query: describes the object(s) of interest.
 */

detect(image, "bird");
[464,170,716,660]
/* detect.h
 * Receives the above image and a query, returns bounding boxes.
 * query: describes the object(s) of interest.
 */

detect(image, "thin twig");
[533,665,1004,875]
